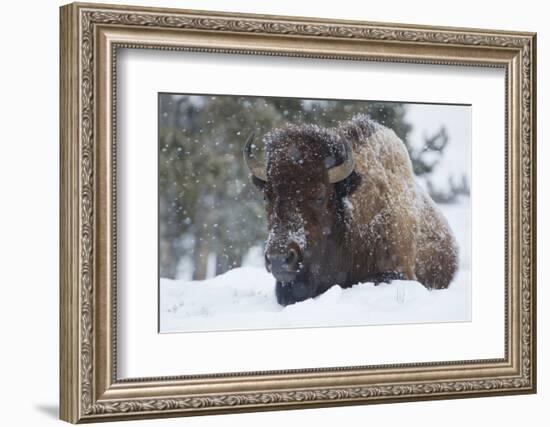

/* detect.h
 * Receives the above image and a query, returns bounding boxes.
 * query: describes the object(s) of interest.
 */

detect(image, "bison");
[244,114,458,306]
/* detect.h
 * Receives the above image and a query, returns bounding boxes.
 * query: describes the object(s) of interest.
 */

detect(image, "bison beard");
[244,114,459,306]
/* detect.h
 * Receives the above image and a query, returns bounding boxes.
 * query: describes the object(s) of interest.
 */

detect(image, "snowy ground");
[160,198,471,333]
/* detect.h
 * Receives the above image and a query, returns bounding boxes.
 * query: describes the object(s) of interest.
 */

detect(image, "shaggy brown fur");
[250,114,459,306]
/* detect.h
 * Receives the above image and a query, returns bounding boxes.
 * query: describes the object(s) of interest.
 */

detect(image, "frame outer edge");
[68,1,537,37]
[60,3,81,424]
[529,33,537,393]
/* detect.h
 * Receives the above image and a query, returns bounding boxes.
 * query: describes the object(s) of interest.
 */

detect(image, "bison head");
[244,125,360,306]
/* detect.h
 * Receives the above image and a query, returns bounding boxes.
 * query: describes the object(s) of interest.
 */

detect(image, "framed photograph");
[60,2,537,423]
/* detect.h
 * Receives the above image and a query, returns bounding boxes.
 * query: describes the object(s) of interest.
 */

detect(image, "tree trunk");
[215,248,229,276]
[192,190,214,281]
[159,187,181,279]
[192,226,210,281]
[160,239,179,279]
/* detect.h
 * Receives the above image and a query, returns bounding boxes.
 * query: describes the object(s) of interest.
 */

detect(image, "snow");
[160,198,471,333]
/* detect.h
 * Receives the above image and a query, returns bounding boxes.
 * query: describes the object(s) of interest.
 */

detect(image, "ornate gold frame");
[60,2,537,423]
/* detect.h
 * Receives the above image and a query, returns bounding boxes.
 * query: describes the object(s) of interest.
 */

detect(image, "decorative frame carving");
[60,2,536,423]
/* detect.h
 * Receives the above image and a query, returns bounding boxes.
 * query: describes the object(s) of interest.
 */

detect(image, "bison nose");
[265,245,302,280]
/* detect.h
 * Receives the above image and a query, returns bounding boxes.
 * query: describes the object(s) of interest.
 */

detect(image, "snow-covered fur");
[252,114,459,306]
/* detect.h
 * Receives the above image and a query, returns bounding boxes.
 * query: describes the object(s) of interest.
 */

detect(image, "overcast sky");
[405,103,471,188]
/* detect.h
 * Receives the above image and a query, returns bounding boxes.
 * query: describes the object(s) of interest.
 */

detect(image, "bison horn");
[243,132,267,181]
[328,139,355,183]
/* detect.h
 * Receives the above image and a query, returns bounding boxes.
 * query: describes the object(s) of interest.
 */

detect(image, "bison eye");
[263,188,274,203]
